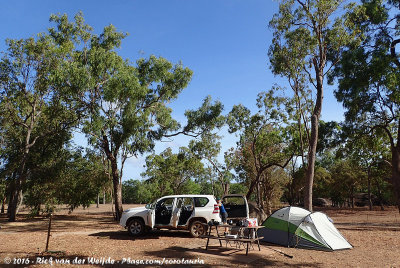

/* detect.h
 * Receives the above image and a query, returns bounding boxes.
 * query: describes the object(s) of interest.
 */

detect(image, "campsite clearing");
[0,205,399,267]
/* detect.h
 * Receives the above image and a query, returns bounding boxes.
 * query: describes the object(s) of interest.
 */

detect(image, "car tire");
[127,218,145,237]
[189,220,206,238]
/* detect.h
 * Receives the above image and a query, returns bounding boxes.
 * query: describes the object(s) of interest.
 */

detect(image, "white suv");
[120,194,249,237]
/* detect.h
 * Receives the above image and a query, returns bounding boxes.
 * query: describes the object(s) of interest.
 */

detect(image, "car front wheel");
[127,218,145,237]
[189,220,206,238]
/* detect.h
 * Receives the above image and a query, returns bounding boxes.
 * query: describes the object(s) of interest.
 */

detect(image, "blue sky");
[1,0,344,180]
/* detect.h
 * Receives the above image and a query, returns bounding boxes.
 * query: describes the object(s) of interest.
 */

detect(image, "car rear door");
[222,195,249,219]
[171,198,182,228]
[177,197,195,226]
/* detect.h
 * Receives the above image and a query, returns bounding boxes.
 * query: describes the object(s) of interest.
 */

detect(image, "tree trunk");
[304,114,319,211]
[97,193,100,208]
[111,188,114,218]
[375,179,385,211]
[8,176,24,221]
[8,114,35,221]
[367,167,373,211]
[256,181,261,208]
[223,182,229,196]
[102,135,123,220]
[103,190,106,205]
[211,177,215,196]
[351,187,355,209]
[246,175,260,200]
[304,65,323,212]
[1,195,5,214]
[260,181,265,210]
[391,146,400,214]
[265,199,272,216]
[110,157,123,221]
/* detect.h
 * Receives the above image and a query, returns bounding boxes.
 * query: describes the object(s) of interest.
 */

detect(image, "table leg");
[205,225,212,250]
[246,241,249,255]
[215,226,222,246]
[255,229,261,251]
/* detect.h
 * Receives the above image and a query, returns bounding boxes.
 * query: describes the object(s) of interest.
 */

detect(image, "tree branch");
[390,39,400,69]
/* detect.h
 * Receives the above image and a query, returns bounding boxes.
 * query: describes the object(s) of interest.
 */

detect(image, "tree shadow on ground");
[143,245,324,267]
[0,214,117,233]
[336,222,400,232]
[89,229,193,241]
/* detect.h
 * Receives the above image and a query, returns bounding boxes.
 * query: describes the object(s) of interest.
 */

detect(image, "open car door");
[148,206,155,228]
[171,198,182,228]
[155,197,175,226]
[222,194,249,219]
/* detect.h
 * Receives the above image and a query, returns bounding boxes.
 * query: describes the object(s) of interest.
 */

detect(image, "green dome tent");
[258,206,352,251]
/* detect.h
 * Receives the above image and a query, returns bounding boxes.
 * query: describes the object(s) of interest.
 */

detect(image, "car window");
[182,198,194,210]
[223,196,245,205]
[157,198,175,210]
[194,197,209,207]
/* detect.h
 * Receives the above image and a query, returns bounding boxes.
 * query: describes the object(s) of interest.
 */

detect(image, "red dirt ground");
[1,204,399,267]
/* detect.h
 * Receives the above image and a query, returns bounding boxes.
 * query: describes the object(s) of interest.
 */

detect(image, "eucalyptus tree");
[331,0,400,212]
[141,147,204,196]
[342,132,391,210]
[227,91,294,211]
[330,159,365,208]
[49,14,223,220]
[0,177,5,214]
[182,96,237,196]
[189,132,238,196]
[269,0,363,210]
[56,149,109,212]
[0,21,80,221]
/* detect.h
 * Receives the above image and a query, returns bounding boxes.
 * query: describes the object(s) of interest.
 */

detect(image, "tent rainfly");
[257,206,352,251]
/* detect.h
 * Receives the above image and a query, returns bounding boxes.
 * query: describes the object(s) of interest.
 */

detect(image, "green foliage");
[122,179,155,204]
[48,12,198,160]
[179,96,225,137]
[188,131,236,195]
[194,167,224,197]
[229,183,248,195]
[23,147,109,213]
[57,150,109,211]
[330,0,400,210]
[368,159,395,205]
[122,177,202,204]
[317,121,341,154]
[329,159,366,206]
[227,92,294,211]
[0,11,85,220]
[228,92,294,181]
[331,0,400,134]
[141,147,204,196]
[313,166,332,198]
[268,0,364,210]
[46,13,226,219]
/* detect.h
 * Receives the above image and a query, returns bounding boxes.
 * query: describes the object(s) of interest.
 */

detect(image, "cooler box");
[246,218,258,227]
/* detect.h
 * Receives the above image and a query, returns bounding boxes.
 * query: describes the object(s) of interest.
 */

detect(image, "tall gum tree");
[52,14,223,220]
[0,29,80,221]
[331,0,400,212]
[227,91,294,212]
[268,0,363,210]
